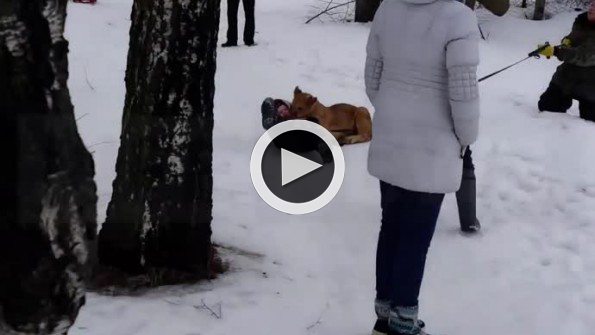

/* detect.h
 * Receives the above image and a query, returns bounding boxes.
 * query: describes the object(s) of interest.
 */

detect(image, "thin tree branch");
[478,23,486,40]
[76,113,89,121]
[83,60,95,91]
[305,1,355,24]
[306,302,330,331]
[87,140,117,149]
[163,299,182,306]
[193,299,222,319]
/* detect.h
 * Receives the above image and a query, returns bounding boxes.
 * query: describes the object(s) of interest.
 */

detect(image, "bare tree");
[533,0,546,20]
[97,0,220,280]
[0,0,97,333]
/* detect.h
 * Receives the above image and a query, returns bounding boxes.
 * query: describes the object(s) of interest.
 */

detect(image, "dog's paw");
[345,138,359,145]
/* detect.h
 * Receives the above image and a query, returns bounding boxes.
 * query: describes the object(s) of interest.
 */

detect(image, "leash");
[478,42,551,83]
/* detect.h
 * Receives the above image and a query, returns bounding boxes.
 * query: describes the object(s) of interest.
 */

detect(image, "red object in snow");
[73,0,97,4]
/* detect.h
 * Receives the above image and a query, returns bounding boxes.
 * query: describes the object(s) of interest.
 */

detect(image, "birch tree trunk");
[0,0,97,333]
[98,0,219,276]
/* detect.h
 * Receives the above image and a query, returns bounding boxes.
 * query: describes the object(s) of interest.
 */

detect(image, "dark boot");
[456,168,481,234]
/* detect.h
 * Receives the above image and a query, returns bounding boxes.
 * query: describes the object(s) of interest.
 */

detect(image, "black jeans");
[376,181,445,307]
[226,0,255,44]
[539,83,595,122]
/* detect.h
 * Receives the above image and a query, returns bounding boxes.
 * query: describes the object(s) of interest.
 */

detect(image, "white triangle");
[281,148,323,186]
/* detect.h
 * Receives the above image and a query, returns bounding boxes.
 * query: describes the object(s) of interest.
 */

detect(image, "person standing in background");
[222,0,256,47]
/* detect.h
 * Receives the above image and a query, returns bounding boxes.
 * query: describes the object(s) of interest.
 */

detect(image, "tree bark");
[0,0,97,334]
[355,0,382,23]
[533,0,546,20]
[98,0,219,276]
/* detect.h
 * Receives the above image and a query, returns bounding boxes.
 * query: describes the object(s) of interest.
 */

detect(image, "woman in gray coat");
[365,0,480,334]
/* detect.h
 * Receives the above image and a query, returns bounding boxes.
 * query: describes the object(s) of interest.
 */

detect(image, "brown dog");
[291,87,372,145]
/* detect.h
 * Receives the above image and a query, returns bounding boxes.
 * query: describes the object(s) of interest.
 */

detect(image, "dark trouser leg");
[578,100,595,122]
[374,181,401,334]
[538,83,573,113]
[376,181,401,303]
[376,182,444,308]
[381,186,443,335]
[456,147,480,232]
[391,188,443,307]
[242,0,255,44]
[376,182,440,334]
[226,0,240,44]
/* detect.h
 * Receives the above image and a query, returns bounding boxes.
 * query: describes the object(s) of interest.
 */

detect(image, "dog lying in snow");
[291,87,372,145]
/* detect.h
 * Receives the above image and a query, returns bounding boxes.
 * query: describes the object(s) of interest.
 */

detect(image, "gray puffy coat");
[365,0,480,193]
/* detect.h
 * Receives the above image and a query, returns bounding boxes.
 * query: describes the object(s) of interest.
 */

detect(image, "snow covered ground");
[65,1,595,334]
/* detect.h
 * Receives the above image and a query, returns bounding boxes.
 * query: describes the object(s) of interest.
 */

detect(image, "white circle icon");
[250,120,345,215]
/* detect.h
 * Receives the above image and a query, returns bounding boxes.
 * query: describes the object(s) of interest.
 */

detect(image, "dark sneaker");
[461,218,481,234]
[389,330,428,335]
[221,41,237,47]
[372,319,390,335]
[373,319,425,335]
[261,98,278,130]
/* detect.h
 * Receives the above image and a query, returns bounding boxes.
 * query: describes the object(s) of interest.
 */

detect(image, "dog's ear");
[309,96,318,104]
[294,86,302,94]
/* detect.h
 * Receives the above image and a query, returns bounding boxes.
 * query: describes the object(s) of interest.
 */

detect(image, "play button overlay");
[281,149,322,186]
[250,120,345,215]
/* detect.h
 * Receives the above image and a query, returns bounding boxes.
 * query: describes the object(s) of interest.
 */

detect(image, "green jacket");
[552,13,595,100]
[559,12,595,67]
